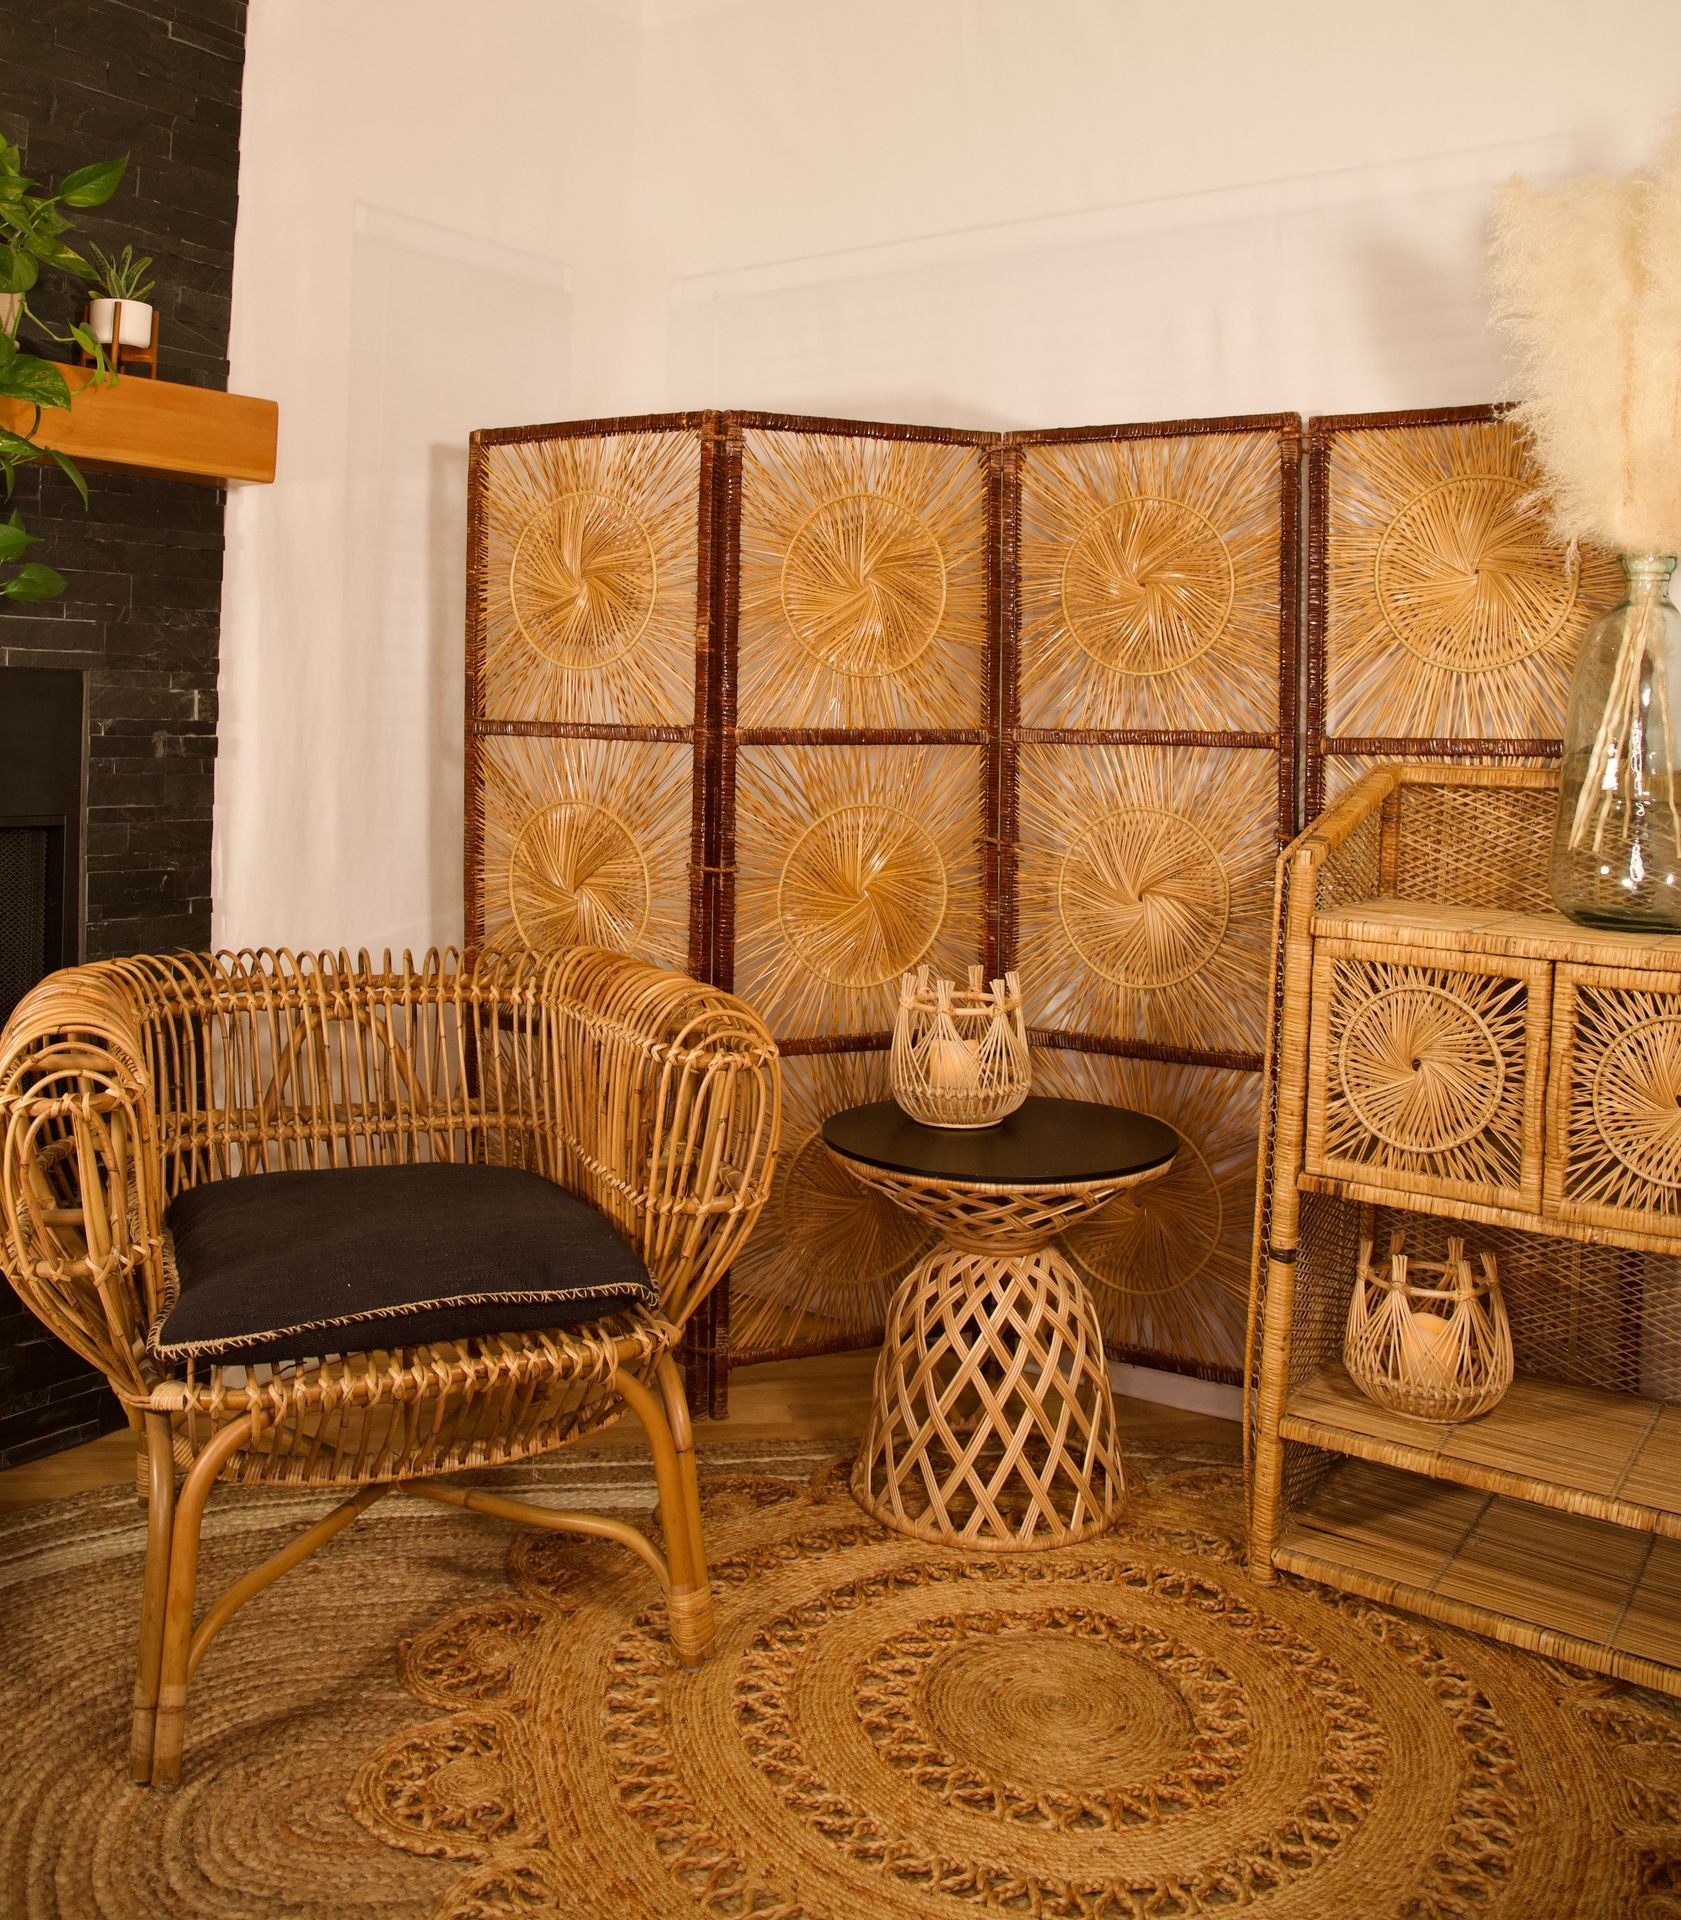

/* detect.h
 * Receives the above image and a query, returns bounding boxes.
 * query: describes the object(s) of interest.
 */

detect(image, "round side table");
[824,1097,1178,1551]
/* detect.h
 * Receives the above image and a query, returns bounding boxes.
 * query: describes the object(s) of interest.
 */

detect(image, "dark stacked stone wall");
[0,0,244,1464]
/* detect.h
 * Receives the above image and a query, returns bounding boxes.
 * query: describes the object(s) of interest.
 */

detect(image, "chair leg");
[150,1413,256,1789]
[655,1352,710,1613]
[129,1411,177,1784]
[616,1363,715,1669]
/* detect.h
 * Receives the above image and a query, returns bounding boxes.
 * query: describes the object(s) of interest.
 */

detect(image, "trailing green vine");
[0,134,130,602]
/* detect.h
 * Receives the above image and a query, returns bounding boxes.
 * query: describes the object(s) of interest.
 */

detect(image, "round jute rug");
[3,1445,1680,1919]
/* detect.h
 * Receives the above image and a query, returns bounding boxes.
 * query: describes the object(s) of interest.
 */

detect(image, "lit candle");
[919,981,980,1098]
[1400,1308,1459,1386]
[922,1033,980,1094]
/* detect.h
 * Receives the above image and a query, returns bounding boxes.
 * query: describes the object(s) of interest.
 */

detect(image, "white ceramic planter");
[88,297,154,349]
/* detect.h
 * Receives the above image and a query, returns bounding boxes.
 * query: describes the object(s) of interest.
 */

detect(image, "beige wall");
[216,0,1681,951]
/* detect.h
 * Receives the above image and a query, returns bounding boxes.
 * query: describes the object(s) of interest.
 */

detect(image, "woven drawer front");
[1304,938,1550,1212]
[1550,966,1681,1236]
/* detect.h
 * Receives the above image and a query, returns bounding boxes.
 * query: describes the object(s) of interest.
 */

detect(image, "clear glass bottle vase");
[1550,553,1681,930]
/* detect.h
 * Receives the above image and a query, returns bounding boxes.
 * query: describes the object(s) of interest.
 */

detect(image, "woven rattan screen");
[1303,403,1621,819]
[998,416,1301,1383]
[718,416,999,1368]
[468,404,1635,1405]
[465,414,720,978]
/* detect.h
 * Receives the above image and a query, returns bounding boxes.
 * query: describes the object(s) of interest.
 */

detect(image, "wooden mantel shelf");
[0,367,276,486]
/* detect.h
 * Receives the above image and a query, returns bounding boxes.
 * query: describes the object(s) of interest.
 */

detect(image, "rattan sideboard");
[1248,762,1681,1695]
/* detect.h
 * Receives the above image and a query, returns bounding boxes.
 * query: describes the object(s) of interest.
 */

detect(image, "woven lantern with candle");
[1343,1232,1513,1421]
[890,965,1029,1129]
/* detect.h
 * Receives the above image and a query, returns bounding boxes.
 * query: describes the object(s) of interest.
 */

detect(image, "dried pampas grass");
[1489,122,1681,555]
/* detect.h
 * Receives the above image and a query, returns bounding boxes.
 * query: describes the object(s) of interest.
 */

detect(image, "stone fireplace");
[0,0,244,1463]
[0,668,83,1031]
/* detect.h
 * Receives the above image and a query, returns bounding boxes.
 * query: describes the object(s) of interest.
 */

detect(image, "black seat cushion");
[152,1162,658,1365]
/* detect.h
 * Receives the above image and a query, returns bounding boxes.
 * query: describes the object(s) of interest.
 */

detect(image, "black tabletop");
[822,1096,1179,1187]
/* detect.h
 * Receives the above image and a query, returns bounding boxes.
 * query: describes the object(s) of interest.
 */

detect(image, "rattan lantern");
[890,965,1029,1129]
[1344,1232,1513,1421]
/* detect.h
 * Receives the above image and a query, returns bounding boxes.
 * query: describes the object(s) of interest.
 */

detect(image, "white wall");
[217,0,1681,951]
[217,0,642,952]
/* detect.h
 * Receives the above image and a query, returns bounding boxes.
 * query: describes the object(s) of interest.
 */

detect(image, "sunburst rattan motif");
[507,800,651,951]
[1060,495,1234,675]
[1308,950,1542,1203]
[1336,982,1506,1152]
[733,743,984,1039]
[1561,983,1681,1225]
[1018,428,1287,732]
[737,430,988,729]
[782,493,946,675]
[1016,744,1274,1053]
[1060,810,1229,988]
[510,488,657,668]
[777,806,946,987]
[1031,1050,1258,1378]
[1319,414,1623,744]
[477,428,703,726]
[1374,475,1578,671]
[729,1050,932,1359]
[475,734,692,969]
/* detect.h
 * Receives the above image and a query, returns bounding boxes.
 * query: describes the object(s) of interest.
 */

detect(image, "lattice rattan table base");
[837,1160,1167,1550]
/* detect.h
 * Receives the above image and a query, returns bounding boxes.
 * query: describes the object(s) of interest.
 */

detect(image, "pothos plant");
[0,134,130,602]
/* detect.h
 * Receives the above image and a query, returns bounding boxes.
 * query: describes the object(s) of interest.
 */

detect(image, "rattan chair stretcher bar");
[0,943,779,1786]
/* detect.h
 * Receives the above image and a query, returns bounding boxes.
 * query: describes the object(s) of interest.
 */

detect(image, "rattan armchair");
[0,944,779,1787]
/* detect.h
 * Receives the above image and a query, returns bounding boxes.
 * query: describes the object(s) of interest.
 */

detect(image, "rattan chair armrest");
[507,947,781,1327]
[0,963,166,1404]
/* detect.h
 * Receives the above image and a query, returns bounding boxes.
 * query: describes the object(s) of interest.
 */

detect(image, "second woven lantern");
[890,966,1029,1129]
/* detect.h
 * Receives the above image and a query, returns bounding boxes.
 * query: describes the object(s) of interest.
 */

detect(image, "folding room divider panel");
[1303,403,1621,818]
[464,414,721,982]
[713,416,1000,1372]
[466,402,1601,1413]
[1000,416,1300,1383]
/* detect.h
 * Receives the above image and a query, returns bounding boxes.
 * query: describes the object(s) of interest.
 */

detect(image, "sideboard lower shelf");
[1281,1367,1681,1538]
[1275,1457,1681,1695]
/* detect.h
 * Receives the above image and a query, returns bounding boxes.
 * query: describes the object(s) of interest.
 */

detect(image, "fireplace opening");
[0,669,84,1029]
[0,823,66,1028]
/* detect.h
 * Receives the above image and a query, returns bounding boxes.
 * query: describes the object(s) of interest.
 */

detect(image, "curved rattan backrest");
[99,947,543,1198]
[0,946,780,1402]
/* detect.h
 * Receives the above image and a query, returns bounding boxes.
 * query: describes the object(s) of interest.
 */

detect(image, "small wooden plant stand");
[77,299,159,378]
[1249,761,1681,1695]
[825,1096,1178,1550]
